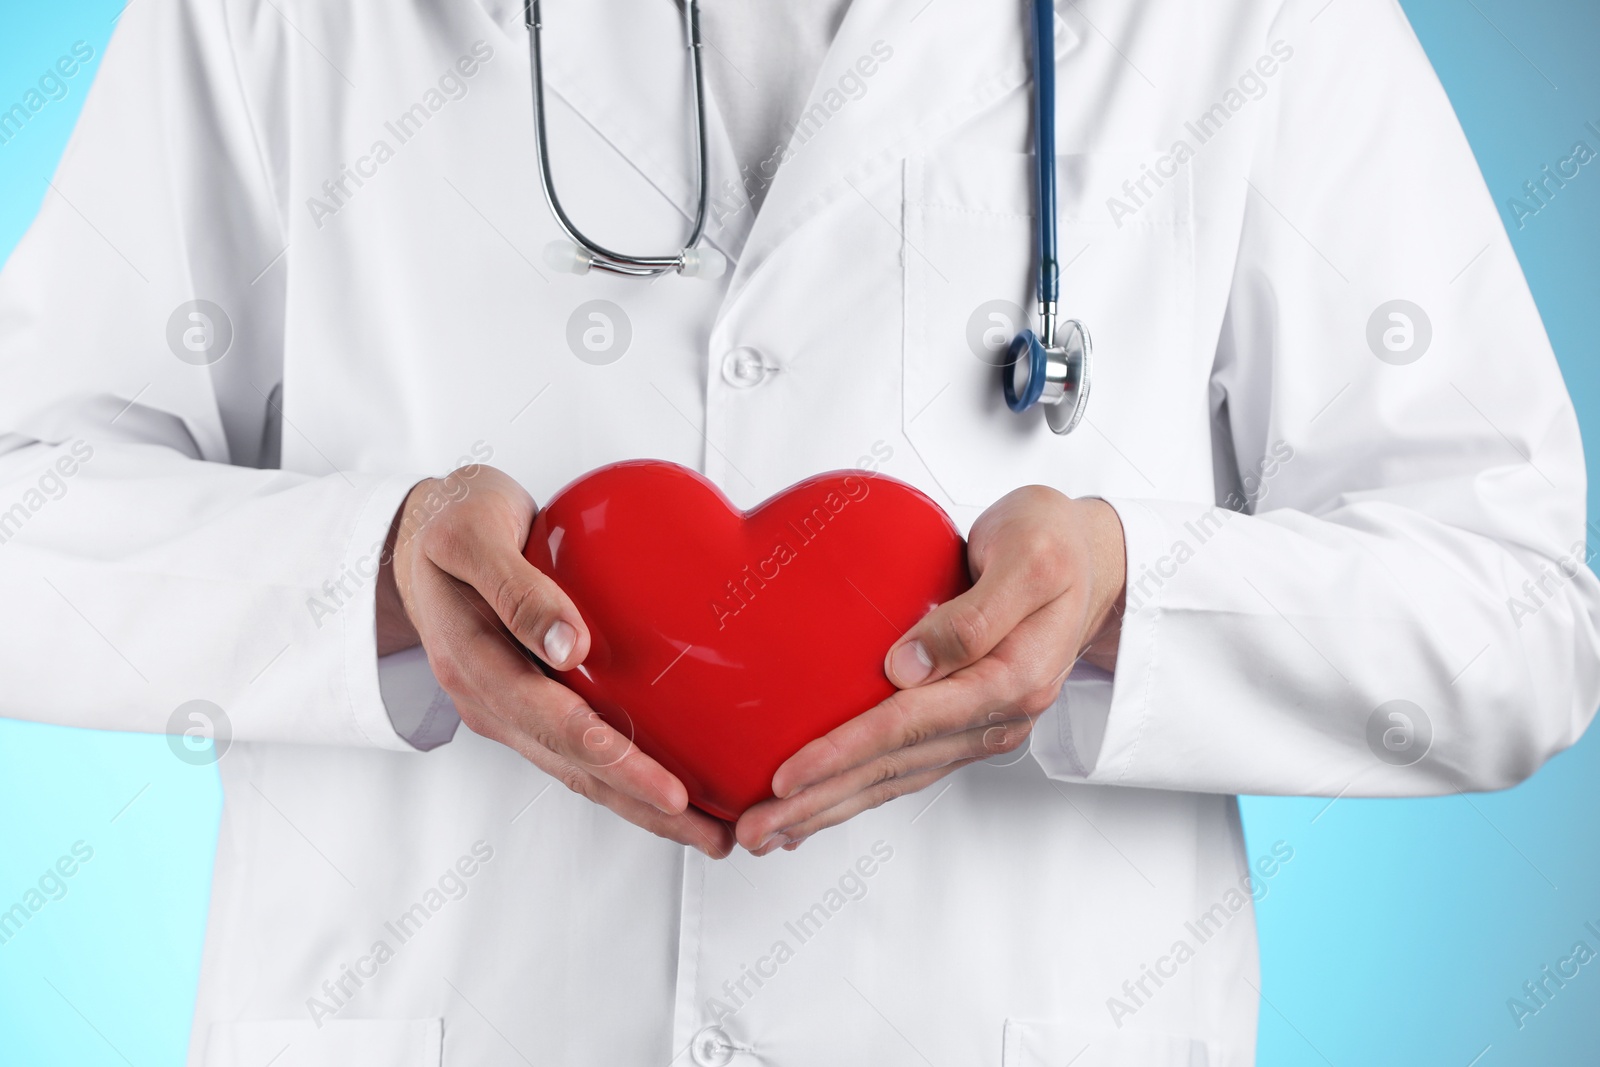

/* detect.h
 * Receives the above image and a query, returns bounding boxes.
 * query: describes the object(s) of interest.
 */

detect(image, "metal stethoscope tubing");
[524,0,724,279]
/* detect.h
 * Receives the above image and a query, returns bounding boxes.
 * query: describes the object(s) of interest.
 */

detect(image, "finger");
[417,567,690,815]
[473,715,732,857]
[738,715,1030,852]
[418,512,590,670]
[753,761,983,856]
[778,594,1085,801]
[596,786,735,859]
[771,663,1011,799]
[476,655,693,817]
[884,539,1065,689]
[549,753,733,858]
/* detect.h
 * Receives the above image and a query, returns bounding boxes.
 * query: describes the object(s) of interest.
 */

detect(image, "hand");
[377,465,734,857]
[734,487,1126,856]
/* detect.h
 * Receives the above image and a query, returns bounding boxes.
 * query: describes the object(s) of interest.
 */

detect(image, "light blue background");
[1,2,1597,1064]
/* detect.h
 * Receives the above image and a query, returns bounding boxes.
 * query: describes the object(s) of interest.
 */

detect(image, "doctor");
[2,0,1596,1064]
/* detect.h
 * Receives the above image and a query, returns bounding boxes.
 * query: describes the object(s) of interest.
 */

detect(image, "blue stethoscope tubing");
[1003,0,1092,435]
[1034,0,1059,317]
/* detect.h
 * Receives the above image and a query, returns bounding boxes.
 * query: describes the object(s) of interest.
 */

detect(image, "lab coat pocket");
[1002,1019,1217,1067]
[902,151,1195,511]
[203,1018,442,1067]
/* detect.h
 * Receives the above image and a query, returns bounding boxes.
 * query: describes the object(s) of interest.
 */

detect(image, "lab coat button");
[720,347,771,388]
[690,1025,736,1066]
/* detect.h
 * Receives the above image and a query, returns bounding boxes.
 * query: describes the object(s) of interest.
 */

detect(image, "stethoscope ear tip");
[678,247,728,280]
[543,240,592,275]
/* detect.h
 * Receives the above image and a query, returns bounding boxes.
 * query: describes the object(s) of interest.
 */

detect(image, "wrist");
[376,487,423,656]
[1077,497,1126,672]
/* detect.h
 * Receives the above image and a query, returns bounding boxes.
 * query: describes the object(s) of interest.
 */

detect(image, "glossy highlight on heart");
[524,460,972,821]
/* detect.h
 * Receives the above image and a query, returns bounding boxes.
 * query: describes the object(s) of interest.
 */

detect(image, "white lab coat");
[2,0,1596,1063]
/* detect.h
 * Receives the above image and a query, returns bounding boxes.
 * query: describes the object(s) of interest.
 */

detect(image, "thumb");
[883,544,1057,688]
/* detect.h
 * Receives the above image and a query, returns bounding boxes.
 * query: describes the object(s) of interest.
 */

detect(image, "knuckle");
[557,764,595,800]
[1016,685,1060,718]
[415,512,464,561]
[943,602,991,661]
[506,497,537,535]
[983,651,1055,711]
[967,655,1017,698]
[979,651,1015,683]
[872,752,909,786]
[525,709,563,755]
[870,778,910,807]
[885,694,935,750]
[496,576,556,642]
[983,718,1032,753]
[429,651,467,695]
[538,698,599,758]
[558,698,596,736]
[1017,526,1065,579]
[649,823,687,848]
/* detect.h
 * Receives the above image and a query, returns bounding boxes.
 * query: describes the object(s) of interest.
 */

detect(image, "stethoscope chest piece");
[1004,318,1092,436]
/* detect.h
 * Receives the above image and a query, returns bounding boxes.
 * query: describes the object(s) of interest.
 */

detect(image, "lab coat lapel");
[728,0,1081,298]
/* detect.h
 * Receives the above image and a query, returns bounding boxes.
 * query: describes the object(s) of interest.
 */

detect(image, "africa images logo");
[166,300,234,366]
[167,700,231,766]
[566,300,632,365]
[1365,700,1432,768]
[1366,300,1432,366]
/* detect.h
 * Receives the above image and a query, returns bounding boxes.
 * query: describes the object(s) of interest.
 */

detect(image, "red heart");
[524,460,971,821]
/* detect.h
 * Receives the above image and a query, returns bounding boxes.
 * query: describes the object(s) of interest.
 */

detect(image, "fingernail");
[888,640,933,686]
[782,835,806,851]
[543,620,576,665]
[757,832,792,855]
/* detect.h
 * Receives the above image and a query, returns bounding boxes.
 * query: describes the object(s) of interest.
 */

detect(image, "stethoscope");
[524,0,1091,435]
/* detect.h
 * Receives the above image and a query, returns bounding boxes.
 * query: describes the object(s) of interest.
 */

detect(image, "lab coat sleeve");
[0,0,427,752]
[1032,0,1600,796]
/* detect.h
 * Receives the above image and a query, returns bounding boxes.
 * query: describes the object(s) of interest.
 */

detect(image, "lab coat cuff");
[1030,497,1172,783]
[377,646,462,751]
[1030,664,1115,780]
[337,473,432,753]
